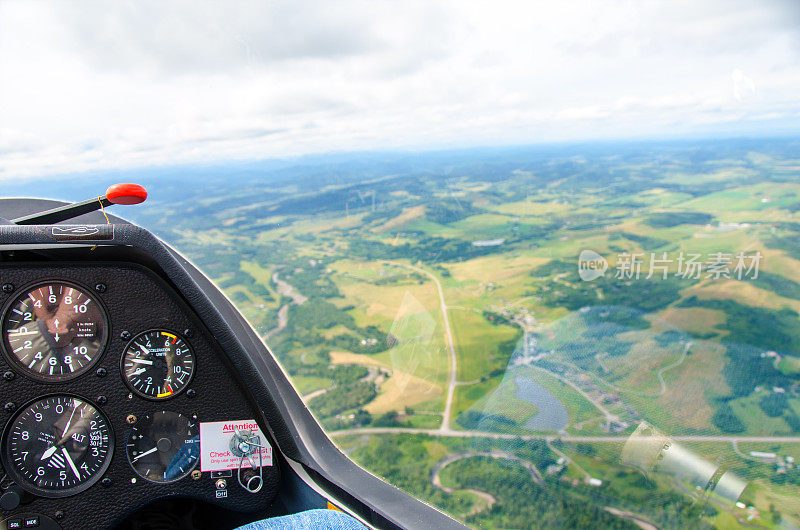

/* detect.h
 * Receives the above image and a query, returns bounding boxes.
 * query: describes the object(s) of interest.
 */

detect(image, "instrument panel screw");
[96,367,107,378]
[183,328,193,338]
[126,414,137,424]
[2,371,15,381]
[54,510,64,520]
[101,477,112,488]
[120,330,131,340]
[96,395,108,405]
[1,283,13,294]
[94,283,107,293]
[186,388,197,399]
[4,402,15,413]
[191,470,202,480]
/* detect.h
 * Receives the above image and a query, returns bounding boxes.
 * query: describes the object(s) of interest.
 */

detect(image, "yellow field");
[319,324,354,340]
[445,252,549,284]
[685,279,800,313]
[761,248,800,279]
[373,205,426,232]
[240,260,281,304]
[225,284,269,306]
[648,307,727,337]
[652,340,729,431]
[329,351,443,413]
[485,199,572,217]
[598,336,683,395]
[330,260,445,331]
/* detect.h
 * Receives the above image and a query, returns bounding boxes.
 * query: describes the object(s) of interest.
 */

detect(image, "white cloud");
[0,0,799,178]
[732,68,757,102]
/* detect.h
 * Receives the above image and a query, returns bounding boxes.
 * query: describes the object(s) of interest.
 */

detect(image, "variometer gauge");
[1,281,109,381]
[0,395,114,498]
[126,411,200,483]
[121,330,196,400]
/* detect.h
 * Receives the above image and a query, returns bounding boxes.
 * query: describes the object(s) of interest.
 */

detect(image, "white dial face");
[2,282,108,381]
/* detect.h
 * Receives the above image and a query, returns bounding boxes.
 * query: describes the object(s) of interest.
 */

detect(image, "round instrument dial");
[1,281,109,381]
[126,411,200,483]
[1,395,114,497]
[121,330,196,400]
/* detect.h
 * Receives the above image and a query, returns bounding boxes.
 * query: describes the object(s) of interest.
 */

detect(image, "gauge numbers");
[1,395,114,498]
[126,411,200,483]
[122,330,196,400]
[1,282,108,381]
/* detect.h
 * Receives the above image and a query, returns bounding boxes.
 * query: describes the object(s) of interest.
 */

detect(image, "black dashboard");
[0,199,466,530]
[0,262,279,529]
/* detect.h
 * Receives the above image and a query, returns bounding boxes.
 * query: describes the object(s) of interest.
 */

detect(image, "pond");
[514,375,569,431]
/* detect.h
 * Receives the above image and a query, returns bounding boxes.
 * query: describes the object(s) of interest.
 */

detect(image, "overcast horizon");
[2,0,800,180]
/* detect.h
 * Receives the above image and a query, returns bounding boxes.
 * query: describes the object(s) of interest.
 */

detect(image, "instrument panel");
[0,263,279,529]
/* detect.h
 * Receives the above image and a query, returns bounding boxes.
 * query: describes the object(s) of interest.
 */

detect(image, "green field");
[144,139,800,528]
[450,309,520,382]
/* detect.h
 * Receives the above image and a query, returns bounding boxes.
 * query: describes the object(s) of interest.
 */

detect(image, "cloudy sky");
[1,0,799,178]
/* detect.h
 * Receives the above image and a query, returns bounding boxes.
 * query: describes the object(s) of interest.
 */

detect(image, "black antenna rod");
[12,183,147,225]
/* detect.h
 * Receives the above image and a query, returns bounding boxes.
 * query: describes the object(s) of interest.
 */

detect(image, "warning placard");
[199,419,273,472]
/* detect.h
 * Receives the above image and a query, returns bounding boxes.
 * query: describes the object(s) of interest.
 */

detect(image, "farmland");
[135,138,800,528]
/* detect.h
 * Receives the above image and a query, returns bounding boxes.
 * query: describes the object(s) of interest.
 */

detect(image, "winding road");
[430,451,544,517]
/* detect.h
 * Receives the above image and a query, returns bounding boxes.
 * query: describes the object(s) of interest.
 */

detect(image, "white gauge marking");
[62,448,81,479]
[129,358,153,365]
[48,452,66,469]
[40,446,58,460]
[61,400,80,438]
[132,446,158,462]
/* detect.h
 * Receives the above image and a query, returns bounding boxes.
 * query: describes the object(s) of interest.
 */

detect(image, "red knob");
[105,183,147,205]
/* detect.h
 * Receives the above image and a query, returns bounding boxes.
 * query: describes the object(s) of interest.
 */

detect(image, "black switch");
[0,488,21,511]
[7,519,22,529]
[23,515,39,527]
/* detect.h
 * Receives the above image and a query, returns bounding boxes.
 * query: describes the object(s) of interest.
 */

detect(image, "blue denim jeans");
[235,509,367,530]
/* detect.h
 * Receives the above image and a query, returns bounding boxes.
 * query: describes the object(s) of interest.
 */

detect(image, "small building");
[472,239,505,247]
